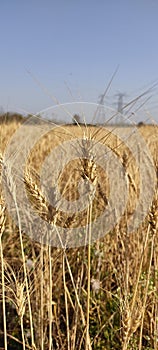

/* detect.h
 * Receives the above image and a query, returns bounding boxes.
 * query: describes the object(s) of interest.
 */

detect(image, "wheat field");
[0,114,158,350]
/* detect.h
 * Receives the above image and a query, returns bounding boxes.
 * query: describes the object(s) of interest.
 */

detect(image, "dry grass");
[0,115,157,349]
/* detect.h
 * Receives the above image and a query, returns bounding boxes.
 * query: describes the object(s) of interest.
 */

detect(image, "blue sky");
[0,0,158,122]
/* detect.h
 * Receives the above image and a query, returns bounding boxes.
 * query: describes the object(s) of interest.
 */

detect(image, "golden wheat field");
[0,114,158,350]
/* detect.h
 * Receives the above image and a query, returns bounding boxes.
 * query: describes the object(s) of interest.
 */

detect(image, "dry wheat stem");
[63,254,70,350]
[85,201,93,350]
[139,229,155,350]
[13,192,36,349]
[122,223,151,349]
[48,241,53,350]
[0,199,7,350]
[40,238,44,350]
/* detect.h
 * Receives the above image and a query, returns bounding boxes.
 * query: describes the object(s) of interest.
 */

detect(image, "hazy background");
[0,0,158,123]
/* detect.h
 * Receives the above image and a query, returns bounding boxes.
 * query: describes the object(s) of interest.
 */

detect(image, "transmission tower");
[95,67,120,124]
[97,93,107,123]
[115,92,126,125]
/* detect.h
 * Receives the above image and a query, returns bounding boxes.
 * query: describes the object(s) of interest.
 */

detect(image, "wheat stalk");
[0,197,7,350]
[2,160,36,349]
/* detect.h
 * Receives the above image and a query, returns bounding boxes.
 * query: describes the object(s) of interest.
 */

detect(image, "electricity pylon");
[97,93,107,123]
[115,92,127,125]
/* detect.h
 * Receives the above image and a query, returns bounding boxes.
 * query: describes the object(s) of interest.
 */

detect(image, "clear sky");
[0,0,158,123]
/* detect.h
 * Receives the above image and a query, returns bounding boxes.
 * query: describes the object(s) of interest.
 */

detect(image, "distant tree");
[0,106,4,115]
[138,121,145,127]
[0,112,24,124]
[73,114,81,125]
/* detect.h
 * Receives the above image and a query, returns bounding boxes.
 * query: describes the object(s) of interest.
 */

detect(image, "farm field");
[0,114,158,350]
